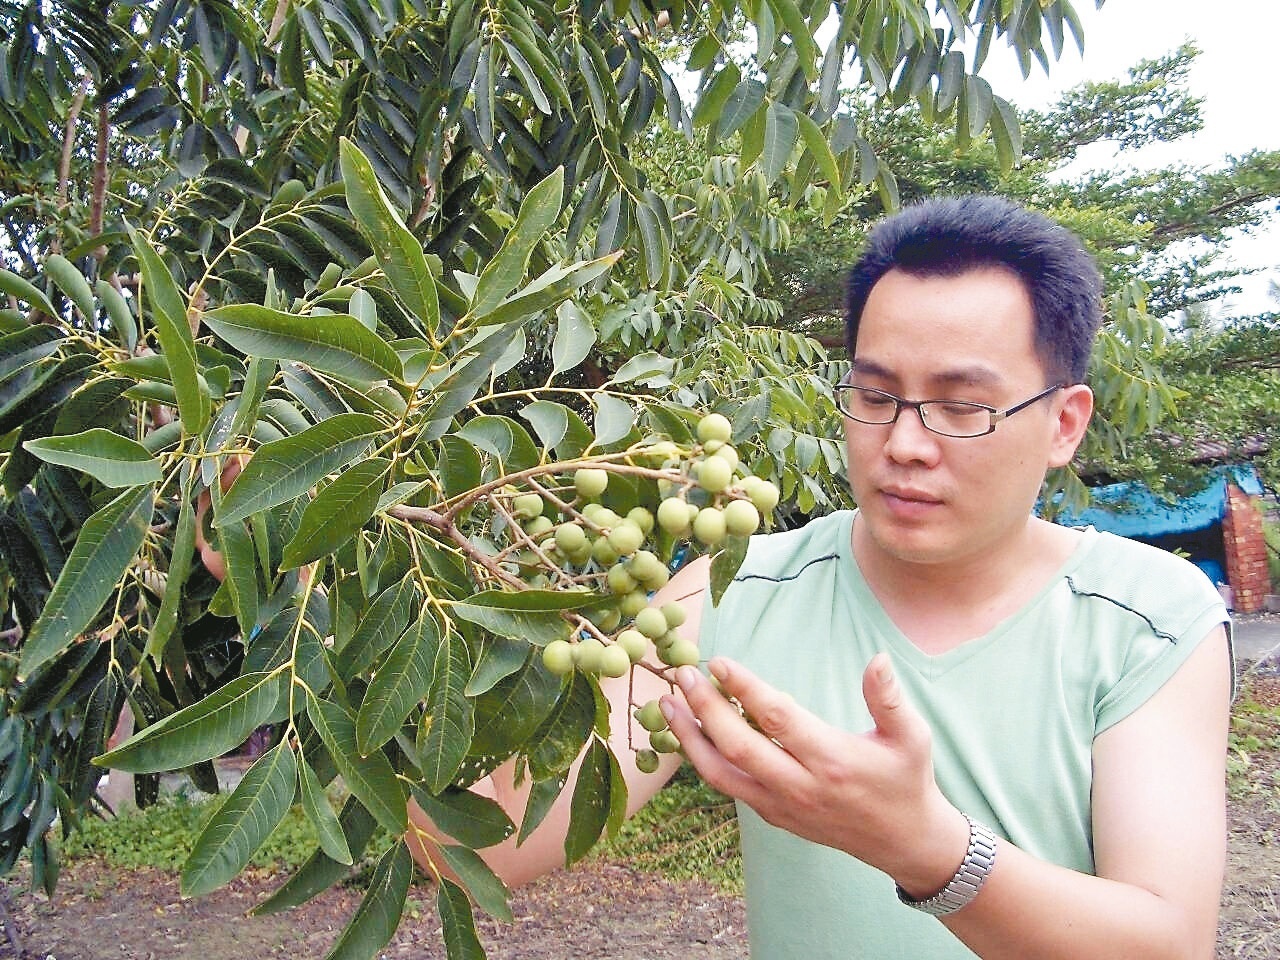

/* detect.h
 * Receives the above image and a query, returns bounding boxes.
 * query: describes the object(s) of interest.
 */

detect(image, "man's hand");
[660,654,969,895]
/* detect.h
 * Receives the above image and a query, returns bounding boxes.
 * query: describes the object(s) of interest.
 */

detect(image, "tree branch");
[55,75,93,254]
[92,102,110,260]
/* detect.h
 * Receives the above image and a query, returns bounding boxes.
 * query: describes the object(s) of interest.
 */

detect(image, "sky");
[975,0,1280,316]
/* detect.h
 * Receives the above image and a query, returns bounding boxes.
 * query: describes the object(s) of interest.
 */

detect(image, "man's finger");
[704,658,835,765]
[658,692,767,804]
[861,653,922,744]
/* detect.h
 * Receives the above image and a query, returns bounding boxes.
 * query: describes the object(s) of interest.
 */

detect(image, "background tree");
[0,1,1172,957]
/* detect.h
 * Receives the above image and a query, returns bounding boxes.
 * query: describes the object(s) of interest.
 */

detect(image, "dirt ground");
[3,677,1278,960]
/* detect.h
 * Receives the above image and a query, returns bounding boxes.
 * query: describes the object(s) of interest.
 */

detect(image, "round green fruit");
[542,640,575,676]
[574,468,609,499]
[635,699,668,732]
[512,493,544,519]
[661,601,687,628]
[607,563,638,595]
[574,637,606,673]
[599,644,632,678]
[617,628,648,662]
[627,549,664,583]
[633,606,669,640]
[619,590,649,618]
[626,506,655,534]
[523,515,554,539]
[635,748,661,774]
[711,444,740,470]
[744,476,780,513]
[591,537,620,566]
[723,498,761,536]
[697,413,732,444]
[607,520,645,556]
[555,523,588,553]
[657,497,691,535]
[659,637,699,668]
[650,729,682,754]
[692,507,727,546]
[696,456,733,494]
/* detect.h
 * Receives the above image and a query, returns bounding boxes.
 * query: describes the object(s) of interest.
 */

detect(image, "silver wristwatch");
[896,815,998,917]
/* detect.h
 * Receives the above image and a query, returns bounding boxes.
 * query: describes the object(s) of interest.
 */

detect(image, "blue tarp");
[1056,465,1264,538]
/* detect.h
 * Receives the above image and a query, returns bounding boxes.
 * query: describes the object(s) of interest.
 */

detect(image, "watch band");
[896,815,998,917]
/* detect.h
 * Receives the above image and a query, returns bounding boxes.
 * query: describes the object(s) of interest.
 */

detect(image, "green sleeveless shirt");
[698,510,1229,959]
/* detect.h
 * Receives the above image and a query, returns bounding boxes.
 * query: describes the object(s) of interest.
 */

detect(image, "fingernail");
[659,697,675,720]
[708,658,729,681]
[878,657,894,684]
[676,665,698,691]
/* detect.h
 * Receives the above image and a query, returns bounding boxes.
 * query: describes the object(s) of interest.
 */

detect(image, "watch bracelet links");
[895,815,998,917]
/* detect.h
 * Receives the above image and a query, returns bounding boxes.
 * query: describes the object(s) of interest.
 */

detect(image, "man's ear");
[1047,384,1093,468]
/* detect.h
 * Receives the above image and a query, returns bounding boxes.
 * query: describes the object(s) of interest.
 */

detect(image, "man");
[413,196,1233,959]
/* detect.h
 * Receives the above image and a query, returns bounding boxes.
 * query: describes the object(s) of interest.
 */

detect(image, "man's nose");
[883,404,941,464]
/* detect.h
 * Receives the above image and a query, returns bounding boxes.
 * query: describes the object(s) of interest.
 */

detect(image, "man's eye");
[859,392,895,407]
[937,402,985,416]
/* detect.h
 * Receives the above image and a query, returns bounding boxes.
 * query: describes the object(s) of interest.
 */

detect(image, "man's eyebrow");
[848,359,1002,388]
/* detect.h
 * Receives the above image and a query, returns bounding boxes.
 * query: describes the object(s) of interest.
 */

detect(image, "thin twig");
[0,883,26,958]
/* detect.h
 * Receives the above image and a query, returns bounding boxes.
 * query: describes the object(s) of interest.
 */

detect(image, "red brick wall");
[1223,484,1271,614]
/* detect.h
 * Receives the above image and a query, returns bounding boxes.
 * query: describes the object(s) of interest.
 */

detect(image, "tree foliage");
[0,0,1177,955]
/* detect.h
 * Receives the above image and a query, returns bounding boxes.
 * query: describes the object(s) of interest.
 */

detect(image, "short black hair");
[844,195,1103,383]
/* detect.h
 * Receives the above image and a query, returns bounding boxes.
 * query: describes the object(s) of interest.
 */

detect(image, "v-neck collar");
[834,511,1099,680]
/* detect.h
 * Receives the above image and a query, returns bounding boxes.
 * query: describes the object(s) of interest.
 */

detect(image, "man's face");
[843,265,1083,569]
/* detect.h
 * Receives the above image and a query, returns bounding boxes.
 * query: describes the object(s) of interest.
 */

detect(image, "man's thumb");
[862,653,914,739]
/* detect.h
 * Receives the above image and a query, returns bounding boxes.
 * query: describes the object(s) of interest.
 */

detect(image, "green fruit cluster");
[492,416,780,690]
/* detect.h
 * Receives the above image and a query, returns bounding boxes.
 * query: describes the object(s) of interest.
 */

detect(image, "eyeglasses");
[833,383,1065,438]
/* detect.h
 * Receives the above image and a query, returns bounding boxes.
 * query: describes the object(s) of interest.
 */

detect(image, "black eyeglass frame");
[833,382,1066,438]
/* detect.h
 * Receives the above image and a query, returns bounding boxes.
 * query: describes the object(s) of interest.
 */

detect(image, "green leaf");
[19,485,154,676]
[461,589,599,612]
[634,193,668,286]
[408,786,514,849]
[96,672,282,773]
[451,603,572,647]
[767,0,818,78]
[420,628,474,793]
[339,140,440,333]
[216,413,385,526]
[564,738,611,866]
[181,742,297,896]
[283,458,389,569]
[437,845,513,922]
[307,694,407,833]
[419,323,524,438]
[795,112,841,190]
[336,574,419,678]
[437,878,485,960]
[131,230,210,435]
[472,254,620,328]
[23,428,163,488]
[592,393,636,447]
[466,637,529,696]
[356,610,441,755]
[253,797,378,915]
[989,95,1023,175]
[718,79,766,140]
[472,168,565,318]
[761,100,799,185]
[145,475,197,662]
[709,533,750,606]
[0,267,56,316]
[43,254,95,321]
[518,774,568,843]
[205,305,403,383]
[692,62,741,132]
[324,841,412,960]
[299,756,353,865]
[526,672,595,781]
[550,301,595,378]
